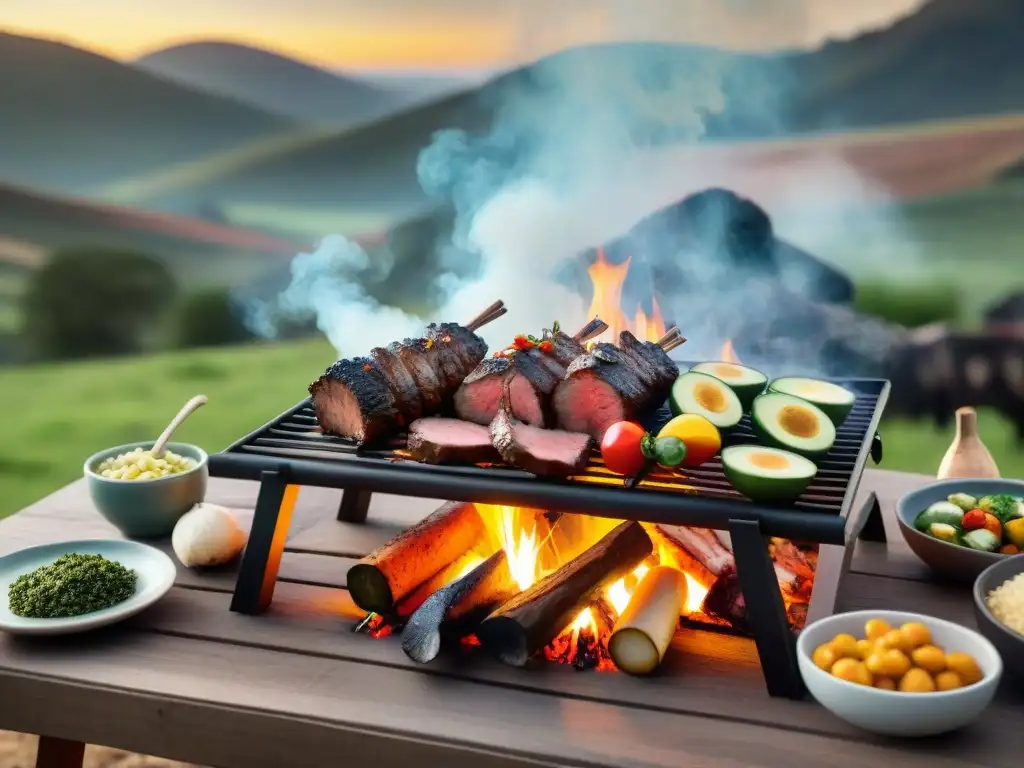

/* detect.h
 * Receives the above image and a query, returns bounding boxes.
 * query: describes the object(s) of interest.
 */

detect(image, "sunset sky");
[3,0,927,70]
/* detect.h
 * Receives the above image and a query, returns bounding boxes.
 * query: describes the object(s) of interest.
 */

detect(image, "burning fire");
[720,338,741,364]
[586,248,666,343]
[479,504,710,668]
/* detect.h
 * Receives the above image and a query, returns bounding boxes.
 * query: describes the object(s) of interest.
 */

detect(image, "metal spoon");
[152,395,208,458]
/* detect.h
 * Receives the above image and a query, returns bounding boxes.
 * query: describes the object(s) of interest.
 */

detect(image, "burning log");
[402,550,519,664]
[650,526,812,628]
[608,566,687,675]
[347,501,487,614]
[477,521,653,667]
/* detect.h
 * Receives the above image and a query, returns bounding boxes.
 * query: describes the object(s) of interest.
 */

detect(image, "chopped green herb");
[7,553,137,619]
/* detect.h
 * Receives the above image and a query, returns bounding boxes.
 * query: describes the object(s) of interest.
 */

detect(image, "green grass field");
[0,337,1020,520]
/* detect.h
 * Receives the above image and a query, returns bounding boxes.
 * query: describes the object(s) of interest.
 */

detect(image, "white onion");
[172,503,247,568]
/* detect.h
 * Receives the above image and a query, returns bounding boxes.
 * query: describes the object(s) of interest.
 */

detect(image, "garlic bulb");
[172,503,247,568]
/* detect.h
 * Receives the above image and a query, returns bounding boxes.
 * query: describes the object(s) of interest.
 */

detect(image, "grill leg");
[728,518,805,700]
[231,469,300,615]
[337,489,372,522]
[849,491,887,543]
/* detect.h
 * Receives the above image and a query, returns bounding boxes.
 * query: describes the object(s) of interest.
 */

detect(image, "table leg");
[35,736,85,768]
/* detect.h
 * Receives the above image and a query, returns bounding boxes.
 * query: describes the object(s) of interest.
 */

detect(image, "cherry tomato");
[601,421,649,476]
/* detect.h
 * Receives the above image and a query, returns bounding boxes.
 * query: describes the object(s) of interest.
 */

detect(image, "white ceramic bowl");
[797,610,1002,736]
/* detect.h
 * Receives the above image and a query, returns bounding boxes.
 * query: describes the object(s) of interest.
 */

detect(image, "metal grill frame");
[208,374,890,701]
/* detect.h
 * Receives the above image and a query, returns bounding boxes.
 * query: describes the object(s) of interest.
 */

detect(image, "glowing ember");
[586,248,666,342]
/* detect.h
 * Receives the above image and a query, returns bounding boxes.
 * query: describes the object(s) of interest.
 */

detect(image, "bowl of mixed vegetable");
[896,479,1024,582]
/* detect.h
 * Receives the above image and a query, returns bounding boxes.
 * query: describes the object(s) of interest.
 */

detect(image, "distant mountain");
[104,0,1024,213]
[135,42,412,126]
[0,33,295,193]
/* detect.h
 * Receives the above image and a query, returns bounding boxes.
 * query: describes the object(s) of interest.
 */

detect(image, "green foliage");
[853,280,961,328]
[174,288,255,349]
[21,248,177,360]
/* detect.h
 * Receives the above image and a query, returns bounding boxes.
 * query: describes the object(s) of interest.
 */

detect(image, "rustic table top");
[0,469,1019,768]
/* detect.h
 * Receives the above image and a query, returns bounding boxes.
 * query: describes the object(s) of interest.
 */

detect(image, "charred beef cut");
[406,417,500,465]
[309,358,401,446]
[552,337,679,440]
[454,352,560,427]
[490,378,593,477]
[370,345,422,424]
[453,328,592,428]
[312,321,489,445]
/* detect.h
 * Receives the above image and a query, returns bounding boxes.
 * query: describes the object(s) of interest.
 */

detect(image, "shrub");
[174,288,255,349]
[853,280,961,328]
[21,248,176,360]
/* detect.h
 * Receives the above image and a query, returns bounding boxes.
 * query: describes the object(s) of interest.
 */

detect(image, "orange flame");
[586,248,666,343]
[720,338,741,364]
[477,504,712,665]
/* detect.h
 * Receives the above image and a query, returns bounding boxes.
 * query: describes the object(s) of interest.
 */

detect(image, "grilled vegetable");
[767,376,856,426]
[961,508,986,531]
[651,436,687,469]
[947,493,978,512]
[927,522,961,544]
[914,501,966,533]
[750,392,836,458]
[961,528,1000,552]
[655,414,721,467]
[721,445,817,505]
[978,494,1024,524]
[600,421,650,477]
[1004,518,1024,549]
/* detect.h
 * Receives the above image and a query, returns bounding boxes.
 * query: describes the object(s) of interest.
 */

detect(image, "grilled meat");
[454,352,559,427]
[453,321,601,428]
[311,320,489,445]
[309,358,401,446]
[370,345,422,424]
[406,417,500,465]
[552,333,679,440]
[490,378,593,477]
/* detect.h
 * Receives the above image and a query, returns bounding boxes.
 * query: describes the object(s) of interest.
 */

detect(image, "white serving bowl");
[797,610,1002,737]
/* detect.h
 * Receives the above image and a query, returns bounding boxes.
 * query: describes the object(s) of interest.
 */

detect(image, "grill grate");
[216,376,888,524]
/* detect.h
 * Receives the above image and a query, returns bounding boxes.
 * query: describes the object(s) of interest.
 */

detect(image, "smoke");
[246,0,922,375]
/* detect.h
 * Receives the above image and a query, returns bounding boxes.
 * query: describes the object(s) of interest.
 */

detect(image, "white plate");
[0,539,176,635]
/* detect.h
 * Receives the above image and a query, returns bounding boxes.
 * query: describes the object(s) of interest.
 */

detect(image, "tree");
[21,248,176,360]
[174,288,255,348]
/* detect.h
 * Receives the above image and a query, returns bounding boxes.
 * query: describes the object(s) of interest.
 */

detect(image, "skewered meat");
[310,307,497,446]
[552,331,679,440]
[490,378,593,477]
[406,417,500,465]
[310,358,402,446]
[454,319,607,428]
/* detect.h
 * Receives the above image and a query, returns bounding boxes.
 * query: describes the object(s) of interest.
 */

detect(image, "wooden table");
[0,469,1020,768]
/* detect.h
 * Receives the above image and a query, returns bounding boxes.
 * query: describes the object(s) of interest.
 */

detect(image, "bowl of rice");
[973,554,1024,681]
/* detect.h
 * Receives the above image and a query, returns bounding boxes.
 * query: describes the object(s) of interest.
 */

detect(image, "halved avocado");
[767,376,856,426]
[689,361,767,410]
[668,371,744,428]
[750,392,836,458]
[721,445,818,505]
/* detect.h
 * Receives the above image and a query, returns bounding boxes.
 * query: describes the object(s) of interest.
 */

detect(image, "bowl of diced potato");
[84,441,208,538]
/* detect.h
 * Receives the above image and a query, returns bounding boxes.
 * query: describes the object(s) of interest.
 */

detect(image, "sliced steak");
[406,417,500,465]
[454,352,559,427]
[394,338,446,413]
[370,345,422,424]
[552,343,649,440]
[310,358,400,446]
[490,378,593,476]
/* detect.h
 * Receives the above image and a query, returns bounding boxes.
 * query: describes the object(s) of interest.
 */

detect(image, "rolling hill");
[0,32,296,193]
[0,180,307,299]
[135,41,411,126]
[103,0,1024,216]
